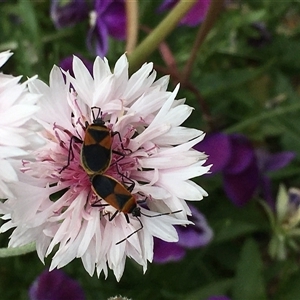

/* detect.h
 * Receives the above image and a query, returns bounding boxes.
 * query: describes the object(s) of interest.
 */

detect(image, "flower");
[87,0,126,57]
[158,0,211,26]
[51,0,89,29]
[206,296,231,300]
[194,133,295,206]
[0,50,40,199]
[59,55,93,77]
[153,205,213,263]
[256,148,295,207]
[51,0,126,57]
[267,186,300,260]
[0,54,210,281]
[29,269,85,300]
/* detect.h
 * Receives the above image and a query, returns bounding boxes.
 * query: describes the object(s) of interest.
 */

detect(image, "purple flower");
[288,188,300,209]
[87,0,126,57]
[206,296,231,300]
[194,133,295,207]
[59,55,93,77]
[29,269,85,300]
[153,205,213,263]
[158,0,211,26]
[51,0,89,29]
[256,148,295,207]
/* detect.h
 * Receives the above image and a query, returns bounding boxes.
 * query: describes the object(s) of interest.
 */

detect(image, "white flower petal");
[93,56,112,85]
[130,123,171,152]
[0,50,13,67]
[152,127,203,145]
[0,159,18,182]
[0,146,27,158]
[0,104,39,126]
[123,63,155,103]
[71,56,94,101]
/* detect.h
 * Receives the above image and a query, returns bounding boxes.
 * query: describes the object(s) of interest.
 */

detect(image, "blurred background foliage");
[1,0,300,299]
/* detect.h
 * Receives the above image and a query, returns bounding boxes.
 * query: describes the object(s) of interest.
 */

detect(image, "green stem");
[0,242,36,257]
[125,0,139,54]
[226,102,300,133]
[128,0,197,74]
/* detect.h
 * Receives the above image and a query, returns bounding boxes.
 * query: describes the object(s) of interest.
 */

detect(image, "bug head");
[131,206,141,217]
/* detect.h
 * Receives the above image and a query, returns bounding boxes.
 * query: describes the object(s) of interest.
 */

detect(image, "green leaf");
[181,279,233,300]
[199,65,271,97]
[232,239,267,300]
[226,102,300,133]
[276,270,300,300]
[18,0,40,45]
[213,220,260,243]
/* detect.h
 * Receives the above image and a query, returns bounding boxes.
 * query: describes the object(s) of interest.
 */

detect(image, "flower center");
[53,113,138,204]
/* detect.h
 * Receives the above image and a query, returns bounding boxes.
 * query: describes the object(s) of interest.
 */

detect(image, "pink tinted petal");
[223,162,259,206]
[104,1,126,39]
[29,269,85,300]
[225,134,255,174]
[194,132,231,174]
[153,238,186,263]
[181,0,211,26]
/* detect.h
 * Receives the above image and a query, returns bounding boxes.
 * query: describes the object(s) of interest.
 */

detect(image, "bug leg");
[91,199,109,208]
[59,135,82,174]
[110,149,126,169]
[110,130,133,166]
[141,209,183,218]
[116,216,143,245]
[111,131,132,153]
[108,210,119,221]
[111,149,125,163]
[125,180,135,193]
[136,193,148,205]
[115,164,135,192]
[110,130,131,167]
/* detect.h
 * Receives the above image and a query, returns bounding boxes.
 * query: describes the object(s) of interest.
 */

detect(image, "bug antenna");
[116,216,143,245]
[91,106,102,120]
[140,209,182,218]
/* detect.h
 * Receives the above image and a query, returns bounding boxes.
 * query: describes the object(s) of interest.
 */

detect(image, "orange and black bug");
[60,107,127,175]
[80,108,113,175]
[91,174,182,245]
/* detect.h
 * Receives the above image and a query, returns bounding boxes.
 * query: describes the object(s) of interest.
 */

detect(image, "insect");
[91,174,182,245]
[60,107,126,175]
